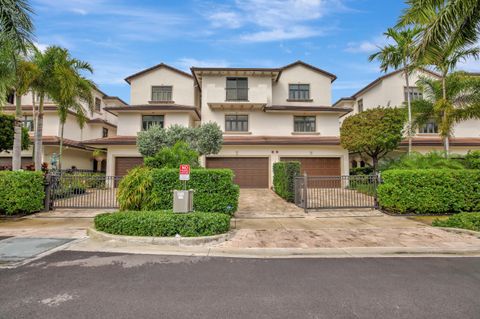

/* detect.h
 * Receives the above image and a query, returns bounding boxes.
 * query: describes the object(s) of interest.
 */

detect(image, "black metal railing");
[46,174,121,209]
[295,175,379,210]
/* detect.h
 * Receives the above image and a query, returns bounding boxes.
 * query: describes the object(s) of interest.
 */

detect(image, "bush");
[273,161,300,202]
[432,212,480,232]
[380,151,465,170]
[465,151,480,169]
[118,167,239,215]
[377,169,480,214]
[94,211,230,237]
[0,171,45,215]
[144,141,200,169]
[350,166,374,175]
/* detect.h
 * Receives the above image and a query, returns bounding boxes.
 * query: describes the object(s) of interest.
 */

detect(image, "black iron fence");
[45,174,121,209]
[295,174,380,210]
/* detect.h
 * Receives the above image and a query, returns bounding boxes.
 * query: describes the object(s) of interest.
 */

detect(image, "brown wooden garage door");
[114,157,144,176]
[280,157,341,176]
[206,157,269,188]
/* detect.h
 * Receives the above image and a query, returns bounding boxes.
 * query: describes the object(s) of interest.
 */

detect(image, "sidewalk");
[2,209,480,258]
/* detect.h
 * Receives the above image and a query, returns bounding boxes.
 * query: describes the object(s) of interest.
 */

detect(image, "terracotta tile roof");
[223,135,341,146]
[266,105,352,114]
[37,136,88,150]
[103,96,128,105]
[400,137,480,146]
[83,136,137,145]
[103,104,201,119]
[87,118,117,128]
[332,97,355,107]
[124,63,193,84]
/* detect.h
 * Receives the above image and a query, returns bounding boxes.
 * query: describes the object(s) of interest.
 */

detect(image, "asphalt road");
[1,251,479,319]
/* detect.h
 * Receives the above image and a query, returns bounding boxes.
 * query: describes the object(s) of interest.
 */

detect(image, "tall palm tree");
[421,40,480,154]
[412,72,480,155]
[369,27,422,154]
[0,0,34,49]
[31,46,65,170]
[47,48,95,170]
[399,0,480,55]
[0,41,37,170]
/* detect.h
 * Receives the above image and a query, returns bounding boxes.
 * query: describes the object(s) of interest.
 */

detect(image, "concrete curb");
[87,228,233,247]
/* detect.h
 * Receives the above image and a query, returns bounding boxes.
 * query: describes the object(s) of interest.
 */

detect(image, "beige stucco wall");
[202,74,272,105]
[202,109,339,136]
[272,64,332,106]
[116,112,193,136]
[42,146,93,170]
[129,67,195,105]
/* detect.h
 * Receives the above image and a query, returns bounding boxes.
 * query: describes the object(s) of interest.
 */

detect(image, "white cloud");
[205,0,346,42]
[174,58,230,71]
[34,42,49,52]
[344,35,390,54]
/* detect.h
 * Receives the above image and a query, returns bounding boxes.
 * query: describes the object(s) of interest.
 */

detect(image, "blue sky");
[31,0,479,103]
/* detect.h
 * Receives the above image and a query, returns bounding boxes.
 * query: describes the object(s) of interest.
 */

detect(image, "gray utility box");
[173,190,194,213]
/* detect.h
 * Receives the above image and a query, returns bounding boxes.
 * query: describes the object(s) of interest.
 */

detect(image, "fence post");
[44,174,52,212]
[374,172,381,209]
[303,172,308,212]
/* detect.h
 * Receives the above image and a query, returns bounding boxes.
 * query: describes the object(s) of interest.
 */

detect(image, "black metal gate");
[294,175,379,210]
[45,174,122,209]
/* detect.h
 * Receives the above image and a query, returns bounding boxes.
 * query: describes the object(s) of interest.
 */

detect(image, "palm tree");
[0,41,37,170]
[0,0,34,49]
[421,40,480,154]
[369,27,422,154]
[412,72,480,156]
[47,48,95,170]
[399,0,480,55]
[31,46,65,170]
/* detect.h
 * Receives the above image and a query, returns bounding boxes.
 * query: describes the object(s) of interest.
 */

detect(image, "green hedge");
[377,169,480,214]
[273,161,300,202]
[432,212,480,232]
[94,211,230,237]
[118,167,239,215]
[0,171,45,215]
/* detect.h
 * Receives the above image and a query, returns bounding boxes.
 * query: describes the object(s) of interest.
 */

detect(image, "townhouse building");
[0,88,124,171]
[85,61,352,188]
[334,69,480,161]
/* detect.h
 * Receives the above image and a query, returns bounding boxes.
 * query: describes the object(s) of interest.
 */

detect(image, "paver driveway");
[235,189,305,218]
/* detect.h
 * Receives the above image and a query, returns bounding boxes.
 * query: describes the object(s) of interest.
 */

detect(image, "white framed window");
[289,84,310,100]
[95,97,101,111]
[142,115,164,130]
[225,114,248,132]
[419,120,438,134]
[357,99,364,113]
[22,116,34,132]
[294,116,316,132]
[404,87,423,102]
[226,78,248,101]
[151,86,172,102]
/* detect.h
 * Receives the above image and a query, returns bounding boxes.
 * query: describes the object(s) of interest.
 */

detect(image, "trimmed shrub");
[273,161,300,202]
[118,168,239,215]
[144,141,200,169]
[377,169,480,214]
[94,211,231,237]
[350,166,374,176]
[432,212,480,232]
[465,151,480,169]
[0,171,45,215]
[380,151,465,170]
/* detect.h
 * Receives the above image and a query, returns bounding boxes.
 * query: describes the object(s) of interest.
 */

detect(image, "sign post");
[179,164,190,190]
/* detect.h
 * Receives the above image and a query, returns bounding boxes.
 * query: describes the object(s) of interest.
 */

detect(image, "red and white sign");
[179,164,190,181]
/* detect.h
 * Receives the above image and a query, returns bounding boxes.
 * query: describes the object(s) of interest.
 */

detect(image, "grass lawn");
[431,212,480,232]
[408,215,450,226]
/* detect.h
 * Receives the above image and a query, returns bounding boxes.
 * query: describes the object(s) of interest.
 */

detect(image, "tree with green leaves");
[45,48,95,169]
[369,27,421,154]
[340,107,406,173]
[144,141,200,169]
[412,72,480,156]
[399,0,480,56]
[0,41,38,170]
[0,113,29,154]
[0,0,34,50]
[137,122,223,157]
